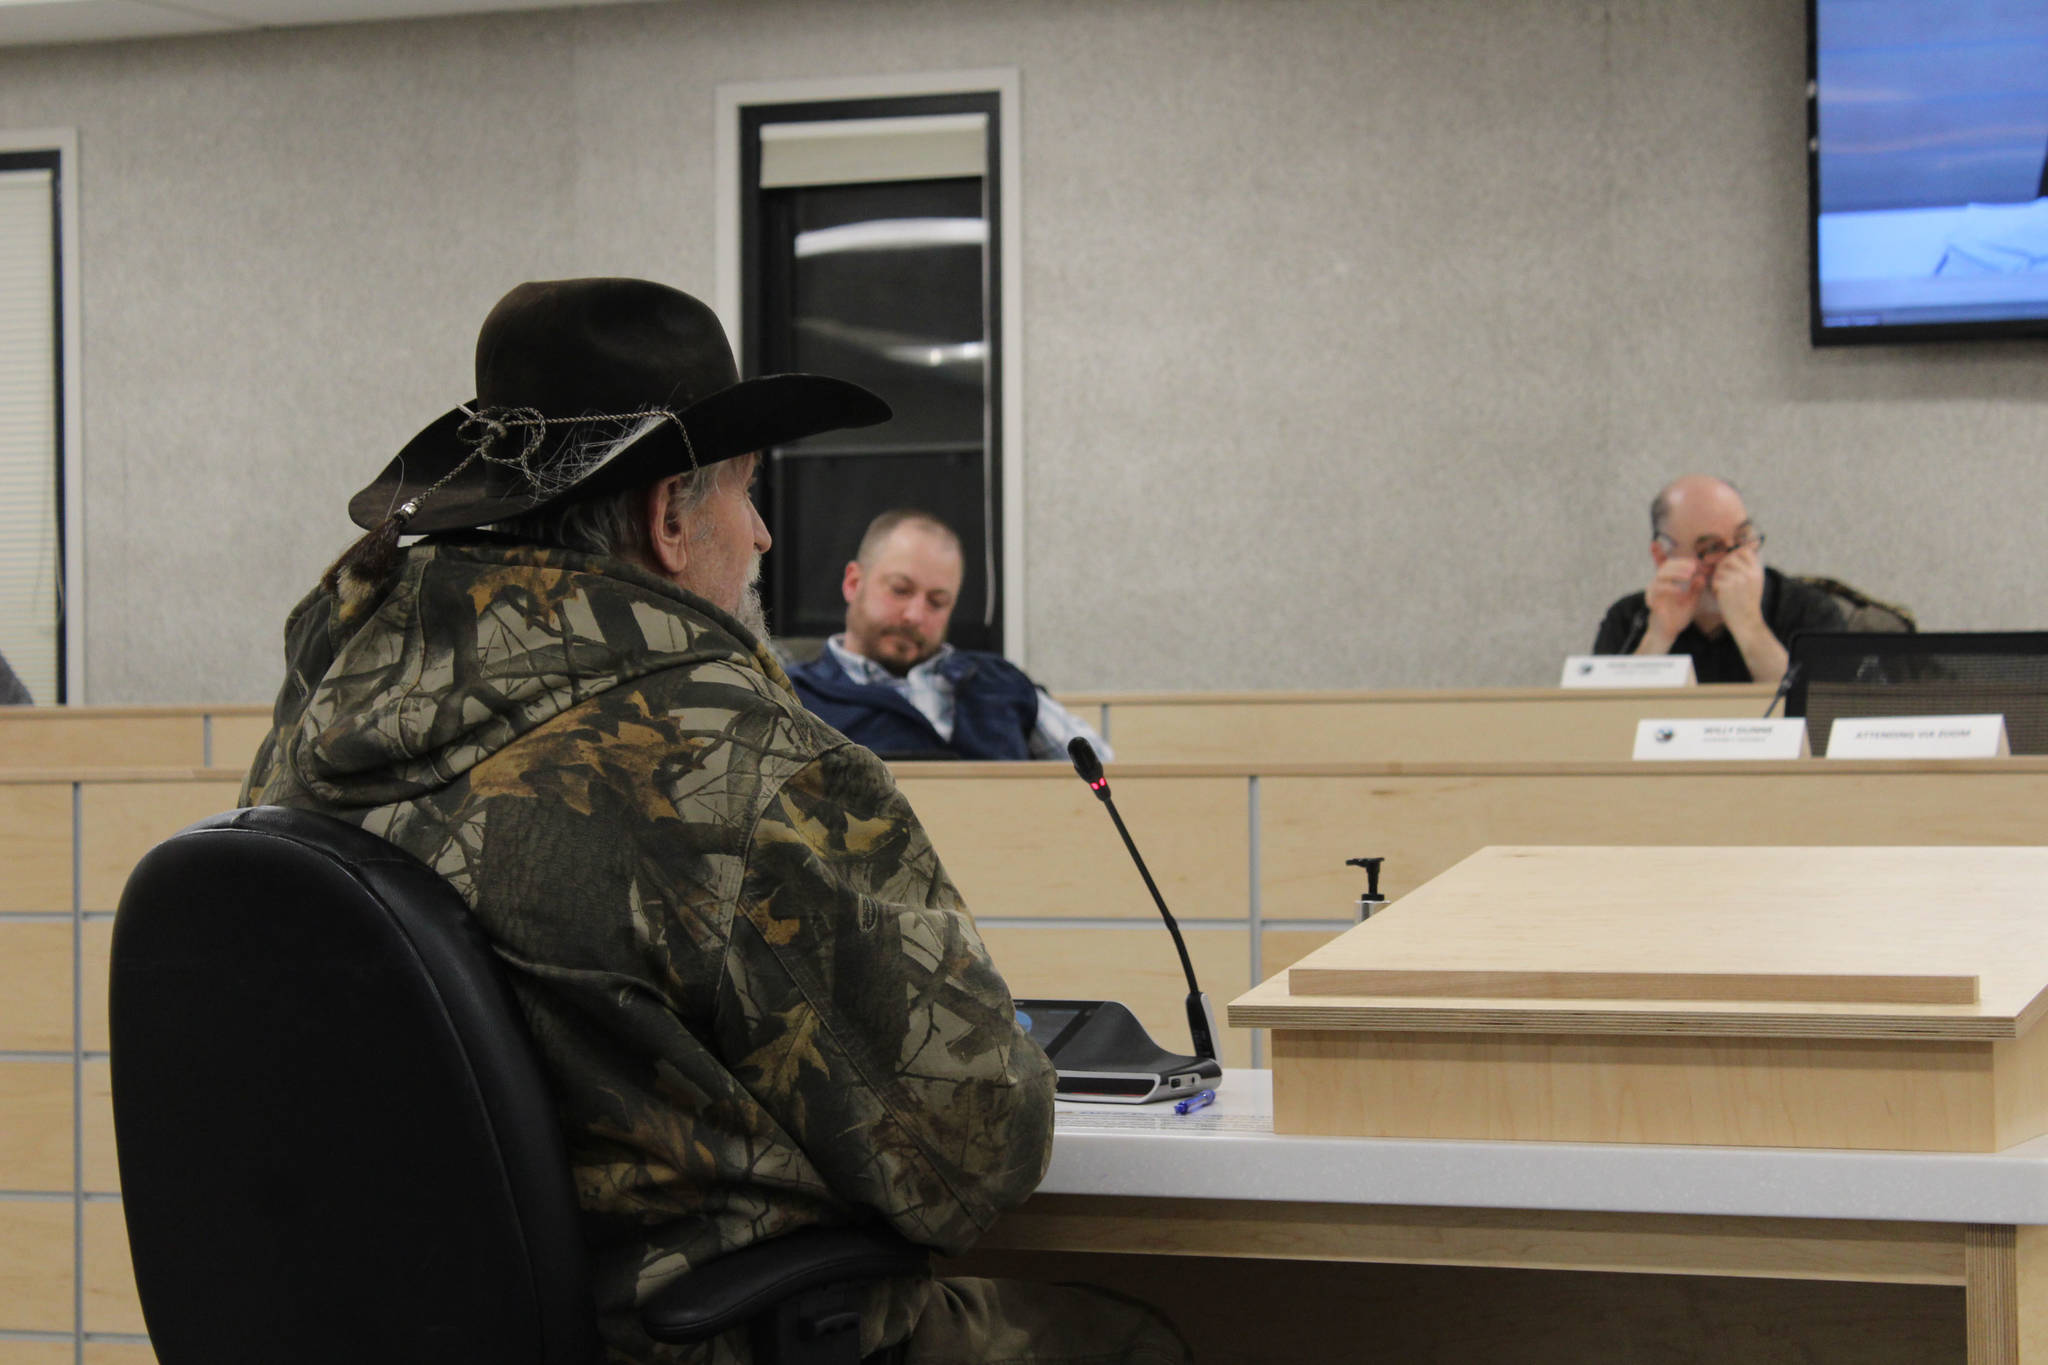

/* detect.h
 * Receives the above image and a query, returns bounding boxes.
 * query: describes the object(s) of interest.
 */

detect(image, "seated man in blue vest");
[788,509,1112,761]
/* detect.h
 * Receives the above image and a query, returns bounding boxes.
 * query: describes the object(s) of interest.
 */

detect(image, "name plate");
[1633,718,1809,760]
[1826,714,2010,760]
[1561,655,1695,688]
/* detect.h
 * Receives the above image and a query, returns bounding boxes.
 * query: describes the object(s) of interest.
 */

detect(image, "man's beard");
[731,556,769,641]
[733,582,769,641]
[872,624,937,676]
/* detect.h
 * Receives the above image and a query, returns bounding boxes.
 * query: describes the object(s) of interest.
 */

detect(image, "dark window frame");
[0,147,68,702]
[737,92,1005,653]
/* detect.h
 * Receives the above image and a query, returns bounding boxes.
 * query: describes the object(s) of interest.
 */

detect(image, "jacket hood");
[255,540,794,811]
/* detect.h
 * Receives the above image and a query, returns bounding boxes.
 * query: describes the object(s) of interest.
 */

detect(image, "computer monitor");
[1787,631,2048,756]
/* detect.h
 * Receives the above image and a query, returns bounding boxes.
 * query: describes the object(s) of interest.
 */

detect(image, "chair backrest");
[110,806,601,1365]
[1786,630,2048,755]
[1794,574,1918,634]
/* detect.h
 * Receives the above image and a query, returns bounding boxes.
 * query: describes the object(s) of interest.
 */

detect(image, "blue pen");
[1173,1088,1216,1116]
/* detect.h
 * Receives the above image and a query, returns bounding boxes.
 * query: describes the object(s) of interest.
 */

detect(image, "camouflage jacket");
[243,540,1056,1361]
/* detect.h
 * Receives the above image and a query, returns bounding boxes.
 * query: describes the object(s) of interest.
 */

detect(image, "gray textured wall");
[0,0,2040,702]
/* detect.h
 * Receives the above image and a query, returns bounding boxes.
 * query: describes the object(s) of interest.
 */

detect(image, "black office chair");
[1793,574,1917,634]
[109,806,925,1365]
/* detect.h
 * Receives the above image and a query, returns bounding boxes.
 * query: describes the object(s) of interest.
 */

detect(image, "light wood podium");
[1227,845,2048,1363]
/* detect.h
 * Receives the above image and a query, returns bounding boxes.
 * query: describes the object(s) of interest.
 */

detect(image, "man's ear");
[1649,541,1670,569]
[645,476,691,578]
[841,560,862,605]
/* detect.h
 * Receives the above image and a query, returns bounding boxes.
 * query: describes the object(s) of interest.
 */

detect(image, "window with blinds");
[0,157,63,705]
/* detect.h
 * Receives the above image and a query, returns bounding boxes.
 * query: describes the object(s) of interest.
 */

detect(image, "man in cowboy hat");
[244,278,1187,1364]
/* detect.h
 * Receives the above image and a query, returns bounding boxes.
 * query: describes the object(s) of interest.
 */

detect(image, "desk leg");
[1969,1225,2017,1365]
[1965,1224,2048,1363]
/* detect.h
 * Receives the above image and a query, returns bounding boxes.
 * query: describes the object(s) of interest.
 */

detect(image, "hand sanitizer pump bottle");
[1347,856,1386,921]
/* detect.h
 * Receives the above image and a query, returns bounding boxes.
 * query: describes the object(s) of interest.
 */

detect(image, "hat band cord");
[390,403,696,532]
[327,404,701,609]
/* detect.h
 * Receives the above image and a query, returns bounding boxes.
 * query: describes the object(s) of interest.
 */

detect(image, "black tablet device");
[1015,998,1223,1104]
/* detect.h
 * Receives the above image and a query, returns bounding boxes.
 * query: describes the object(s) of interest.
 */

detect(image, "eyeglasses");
[1656,531,1764,562]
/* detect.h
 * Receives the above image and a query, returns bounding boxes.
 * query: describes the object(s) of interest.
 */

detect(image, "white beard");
[730,555,769,641]
[733,581,769,641]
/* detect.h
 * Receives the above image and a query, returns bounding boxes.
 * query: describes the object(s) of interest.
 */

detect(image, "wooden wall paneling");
[0,1345,83,1365]
[0,1346,156,1365]
[0,922,72,1053]
[0,1200,76,1331]
[0,1344,152,1365]
[82,1060,116,1194]
[81,918,111,1054]
[83,1347,159,1365]
[0,1062,73,1192]
[206,712,272,773]
[1256,768,2048,918]
[78,777,244,911]
[1260,929,1349,986]
[0,782,73,912]
[0,714,202,769]
[1098,687,1772,765]
[83,1198,145,1334]
[978,927,1252,1069]
[895,772,1248,921]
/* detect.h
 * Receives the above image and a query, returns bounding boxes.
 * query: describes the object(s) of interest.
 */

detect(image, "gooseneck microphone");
[1066,737,1219,1062]
[1763,661,1804,719]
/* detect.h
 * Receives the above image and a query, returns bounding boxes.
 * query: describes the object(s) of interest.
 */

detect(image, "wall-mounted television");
[1810,1,2048,344]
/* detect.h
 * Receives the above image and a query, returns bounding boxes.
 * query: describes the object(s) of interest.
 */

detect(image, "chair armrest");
[641,1226,929,1345]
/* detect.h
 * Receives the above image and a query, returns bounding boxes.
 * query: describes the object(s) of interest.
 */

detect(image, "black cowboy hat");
[347,277,890,534]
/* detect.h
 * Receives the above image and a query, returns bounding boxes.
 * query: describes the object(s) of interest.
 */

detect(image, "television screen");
[1810,1,2048,343]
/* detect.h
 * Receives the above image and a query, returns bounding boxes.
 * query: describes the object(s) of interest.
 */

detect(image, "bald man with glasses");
[1592,475,1843,687]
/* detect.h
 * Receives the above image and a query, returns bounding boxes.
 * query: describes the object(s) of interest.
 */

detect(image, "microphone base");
[1015,998,1224,1105]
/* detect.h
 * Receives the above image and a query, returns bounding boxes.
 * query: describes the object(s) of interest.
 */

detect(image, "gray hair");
[492,433,734,562]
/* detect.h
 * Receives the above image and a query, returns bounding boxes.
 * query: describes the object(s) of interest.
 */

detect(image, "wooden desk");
[1216,844,2048,1362]
[1062,684,1774,763]
[1239,845,2048,1152]
[958,1072,2034,1363]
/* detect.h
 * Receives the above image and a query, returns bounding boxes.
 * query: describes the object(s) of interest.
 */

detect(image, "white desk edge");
[1043,1070,2048,1225]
